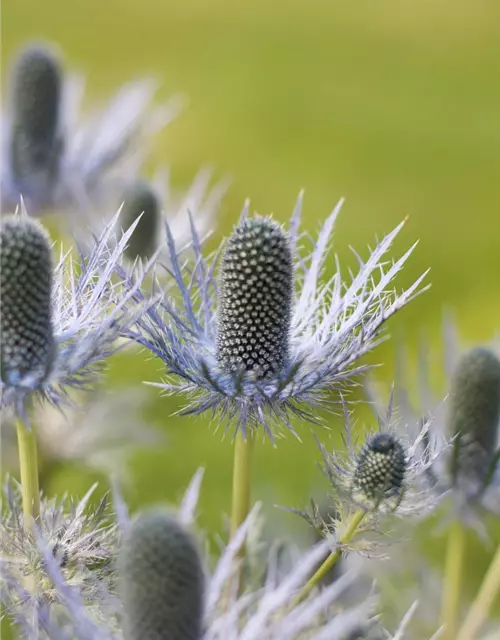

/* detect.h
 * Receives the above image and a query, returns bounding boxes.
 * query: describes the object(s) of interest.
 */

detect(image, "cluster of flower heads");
[1,469,433,640]
[120,193,429,440]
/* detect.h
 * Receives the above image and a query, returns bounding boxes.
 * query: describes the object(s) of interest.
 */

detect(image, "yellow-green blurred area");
[2,0,500,626]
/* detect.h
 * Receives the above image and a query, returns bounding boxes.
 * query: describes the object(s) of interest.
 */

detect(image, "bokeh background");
[2,0,500,629]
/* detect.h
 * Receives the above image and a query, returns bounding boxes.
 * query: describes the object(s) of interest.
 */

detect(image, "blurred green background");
[2,0,500,629]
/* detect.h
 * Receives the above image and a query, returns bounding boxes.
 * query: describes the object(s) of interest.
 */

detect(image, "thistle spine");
[0,216,55,386]
[217,217,293,378]
[119,509,205,640]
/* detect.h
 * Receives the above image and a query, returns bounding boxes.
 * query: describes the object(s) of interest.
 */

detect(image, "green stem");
[230,429,255,542]
[15,417,40,532]
[441,520,466,640]
[293,508,366,606]
[457,543,500,640]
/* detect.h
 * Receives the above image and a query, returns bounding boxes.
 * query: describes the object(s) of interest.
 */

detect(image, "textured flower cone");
[351,433,407,509]
[0,217,55,386]
[217,218,293,378]
[122,181,161,260]
[119,510,205,640]
[447,347,500,483]
[9,45,63,191]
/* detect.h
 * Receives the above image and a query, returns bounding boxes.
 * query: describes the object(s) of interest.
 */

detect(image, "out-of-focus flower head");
[120,194,429,440]
[0,479,119,631]
[367,317,500,534]
[111,167,229,266]
[0,208,153,416]
[1,41,178,218]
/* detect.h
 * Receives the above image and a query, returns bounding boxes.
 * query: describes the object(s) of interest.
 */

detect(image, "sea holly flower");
[0,208,152,414]
[1,42,177,217]
[121,194,429,439]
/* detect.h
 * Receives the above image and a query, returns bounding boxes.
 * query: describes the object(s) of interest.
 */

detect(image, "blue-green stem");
[441,520,466,640]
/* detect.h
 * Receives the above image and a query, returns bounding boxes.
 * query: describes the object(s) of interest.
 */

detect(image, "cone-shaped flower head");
[9,45,63,198]
[0,217,55,387]
[351,433,407,510]
[447,347,500,484]
[122,181,161,261]
[120,196,428,438]
[0,207,153,413]
[217,218,293,378]
[119,509,205,640]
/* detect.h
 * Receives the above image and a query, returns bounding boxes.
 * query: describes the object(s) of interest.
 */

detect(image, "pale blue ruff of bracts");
[0,205,153,418]
[1,42,179,217]
[121,193,430,439]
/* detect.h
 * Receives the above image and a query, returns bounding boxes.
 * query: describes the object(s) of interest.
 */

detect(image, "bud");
[217,218,293,378]
[121,181,161,260]
[351,433,406,510]
[119,509,205,640]
[9,44,63,192]
[0,217,55,386]
[447,347,500,483]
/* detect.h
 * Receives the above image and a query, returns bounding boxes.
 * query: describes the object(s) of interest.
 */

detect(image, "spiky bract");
[217,218,293,377]
[0,217,55,387]
[9,45,63,199]
[121,181,161,260]
[0,208,152,413]
[119,510,205,640]
[0,480,118,629]
[447,347,500,484]
[120,195,428,438]
[351,433,406,511]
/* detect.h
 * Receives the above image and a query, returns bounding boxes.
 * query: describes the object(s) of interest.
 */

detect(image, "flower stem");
[457,543,500,640]
[15,417,40,531]
[293,508,366,606]
[441,519,466,640]
[230,429,255,542]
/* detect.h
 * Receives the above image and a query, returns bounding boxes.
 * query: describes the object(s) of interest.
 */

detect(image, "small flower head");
[0,208,152,414]
[8,44,63,204]
[119,509,205,640]
[290,401,444,558]
[217,217,293,377]
[122,195,428,439]
[351,433,407,512]
[0,216,55,387]
[121,180,161,261]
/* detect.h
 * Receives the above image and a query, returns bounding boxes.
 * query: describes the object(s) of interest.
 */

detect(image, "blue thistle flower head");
[1,40,178,218]
[122,194,429,439]
[0,206,153,416]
